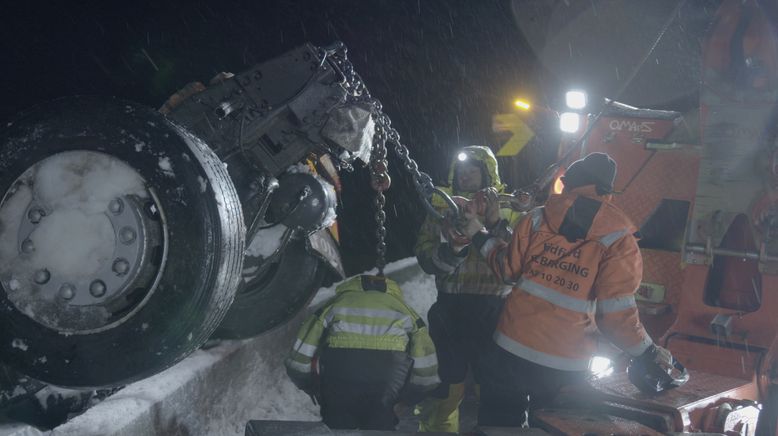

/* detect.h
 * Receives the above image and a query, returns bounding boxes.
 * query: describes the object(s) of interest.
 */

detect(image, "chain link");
[324,43,438,274]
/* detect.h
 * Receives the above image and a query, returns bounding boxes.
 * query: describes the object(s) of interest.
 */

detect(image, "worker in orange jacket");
[458,152,683,426]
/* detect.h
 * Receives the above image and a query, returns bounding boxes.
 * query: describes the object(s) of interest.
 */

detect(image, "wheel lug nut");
[28,208,45,224]
[60,284,75,300]
[21,239,34,253]
[108,198,124,215]
[89,280,106,297]
[33,269,50,284]
[113,258,130,275]
[119,227,136,244]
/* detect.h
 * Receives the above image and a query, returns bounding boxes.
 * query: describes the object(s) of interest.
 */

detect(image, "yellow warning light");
[553,174,565,194]
[514,99,531,111]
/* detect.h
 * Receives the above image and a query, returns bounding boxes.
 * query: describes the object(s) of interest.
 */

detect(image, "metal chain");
[324,43,439,274]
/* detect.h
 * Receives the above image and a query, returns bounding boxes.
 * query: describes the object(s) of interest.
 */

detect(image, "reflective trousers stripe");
[518,278,594,313]
[413,353,438,369]
[411,373,441,387]
[493,331,590,371]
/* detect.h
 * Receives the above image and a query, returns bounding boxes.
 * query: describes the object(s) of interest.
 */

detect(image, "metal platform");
[245,420,548,435]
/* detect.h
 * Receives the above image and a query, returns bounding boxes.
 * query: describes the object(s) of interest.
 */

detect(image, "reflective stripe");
[480,237,501,258]
[413,353,438,369]
[292,339,317,358]
[494,331,590,371]
[286,359,311,374]
[410,374,441,387]
[431,251,456,273]
[330,307,412,330]
[600,228,628,248]
[518,278,594,313]
[530,207,543,231]
[330,322,408,337]
[596,295,637,314]
[496,284,513,296]
[623,335,653,356]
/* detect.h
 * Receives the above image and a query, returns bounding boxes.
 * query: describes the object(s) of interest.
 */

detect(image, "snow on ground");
[49,257,436,436]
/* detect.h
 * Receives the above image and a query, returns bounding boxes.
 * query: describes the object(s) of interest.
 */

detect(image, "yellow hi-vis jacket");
[415,145,524,296]
[285,275,440,392]
[477,186,653,371]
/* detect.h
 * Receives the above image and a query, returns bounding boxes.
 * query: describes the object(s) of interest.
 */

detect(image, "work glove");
[458,207,486,239]
[628,343,689,393]
[441,195,484,251]
[643,344,684,379]
[481,187,501,229]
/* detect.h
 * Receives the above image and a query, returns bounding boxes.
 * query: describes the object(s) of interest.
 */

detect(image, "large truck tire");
[0,96,245,388]
[211,236,325,339]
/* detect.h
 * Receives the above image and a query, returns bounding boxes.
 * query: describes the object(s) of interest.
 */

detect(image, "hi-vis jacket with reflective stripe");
[478,186,652,371]
[415,146,524,296]
[285,276,440,391]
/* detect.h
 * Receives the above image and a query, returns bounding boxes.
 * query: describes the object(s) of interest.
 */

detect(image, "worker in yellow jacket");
[414,146,523,433]
[285,275,439,430]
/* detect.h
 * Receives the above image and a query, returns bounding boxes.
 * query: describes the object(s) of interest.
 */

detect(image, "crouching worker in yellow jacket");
[285,275,440,431]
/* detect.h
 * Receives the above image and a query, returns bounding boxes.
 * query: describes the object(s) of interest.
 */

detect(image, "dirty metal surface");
[533,408,663,436]
[245,420,548,435]
[598,400,675,432]
[591,369,752,429]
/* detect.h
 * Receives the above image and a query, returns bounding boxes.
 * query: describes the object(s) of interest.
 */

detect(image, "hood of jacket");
[431,145,506,209]
[542,186,637,242]
[335,275,404,300]
[447,145,505,194]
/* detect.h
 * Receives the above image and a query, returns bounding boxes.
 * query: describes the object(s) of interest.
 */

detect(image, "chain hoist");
[322,43,459,275]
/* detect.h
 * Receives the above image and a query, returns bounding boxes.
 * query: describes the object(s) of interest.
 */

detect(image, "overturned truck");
[0,43,403,389]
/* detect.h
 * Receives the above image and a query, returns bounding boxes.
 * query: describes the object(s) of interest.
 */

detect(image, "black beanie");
[562,152,617,195]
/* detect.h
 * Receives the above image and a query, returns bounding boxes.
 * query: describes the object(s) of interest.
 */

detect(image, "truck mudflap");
[307,227,345,280]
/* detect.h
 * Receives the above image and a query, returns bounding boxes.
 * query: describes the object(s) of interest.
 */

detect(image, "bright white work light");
[457,152,468,162]
[589,356,614,379]
[559,112,581,133]
[565,90,587,110]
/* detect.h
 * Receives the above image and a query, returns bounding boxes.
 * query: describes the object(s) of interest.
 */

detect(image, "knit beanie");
[561,152,617,195]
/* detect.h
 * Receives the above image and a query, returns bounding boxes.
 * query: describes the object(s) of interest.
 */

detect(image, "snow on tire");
[0,96,244,388]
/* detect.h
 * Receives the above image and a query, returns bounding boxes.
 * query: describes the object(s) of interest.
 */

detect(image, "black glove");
[628,344,689,393]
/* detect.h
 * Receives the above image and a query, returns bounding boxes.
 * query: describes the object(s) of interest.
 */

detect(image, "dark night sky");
[1,0,543,274]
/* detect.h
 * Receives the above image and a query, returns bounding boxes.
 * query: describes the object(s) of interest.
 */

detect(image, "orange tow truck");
[526,0,778,434]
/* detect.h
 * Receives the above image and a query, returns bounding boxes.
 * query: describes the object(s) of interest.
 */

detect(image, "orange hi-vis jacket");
[477,186,653,371]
